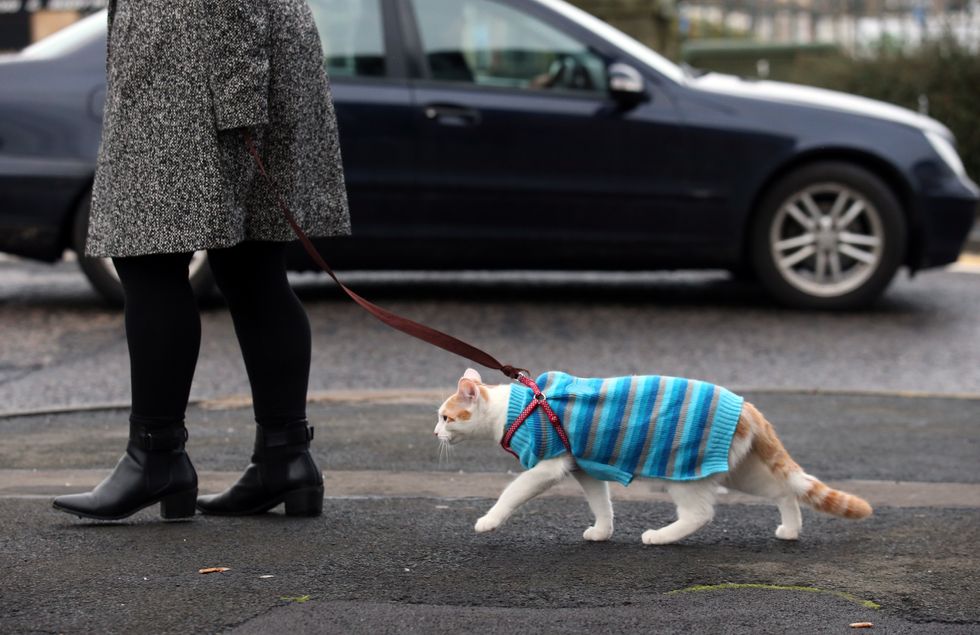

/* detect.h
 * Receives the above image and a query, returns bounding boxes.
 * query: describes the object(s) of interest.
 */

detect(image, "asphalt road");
[2,254,979,633]
[2,256,980,416]
[2,498,977,634]
[2,393,979,633]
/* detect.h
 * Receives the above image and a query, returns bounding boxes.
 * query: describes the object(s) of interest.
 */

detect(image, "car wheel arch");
[739,148,918,272]
[66,182,216,305]
[55,179,99,255]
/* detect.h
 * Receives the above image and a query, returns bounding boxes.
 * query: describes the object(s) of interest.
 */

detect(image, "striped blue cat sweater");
[506,372,745,485]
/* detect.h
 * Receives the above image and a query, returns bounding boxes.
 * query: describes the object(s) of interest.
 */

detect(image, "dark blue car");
[1,0,976,308]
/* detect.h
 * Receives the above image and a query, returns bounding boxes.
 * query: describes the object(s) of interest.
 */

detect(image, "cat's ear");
[462,368,482,383]
[457,377,480,403]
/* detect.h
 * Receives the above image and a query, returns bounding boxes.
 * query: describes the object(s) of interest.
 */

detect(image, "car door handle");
[422,104,481,127]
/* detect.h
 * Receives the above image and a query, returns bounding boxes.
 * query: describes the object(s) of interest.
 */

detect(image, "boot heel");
[161,489,198,519]
[283,486,324,516]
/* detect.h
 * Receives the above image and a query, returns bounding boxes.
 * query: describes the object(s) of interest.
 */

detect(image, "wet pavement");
[3,258,980,416]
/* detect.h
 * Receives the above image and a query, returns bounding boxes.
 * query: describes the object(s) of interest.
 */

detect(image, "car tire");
[750,162,906,310]
[71,192,215,306]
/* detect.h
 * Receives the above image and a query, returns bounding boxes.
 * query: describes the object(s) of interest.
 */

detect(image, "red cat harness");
[500,373,572,459]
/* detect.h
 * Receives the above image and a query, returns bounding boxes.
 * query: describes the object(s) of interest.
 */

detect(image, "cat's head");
[434,368,493,444]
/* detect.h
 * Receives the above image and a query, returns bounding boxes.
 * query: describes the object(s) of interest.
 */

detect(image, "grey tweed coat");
[84,0,351,258]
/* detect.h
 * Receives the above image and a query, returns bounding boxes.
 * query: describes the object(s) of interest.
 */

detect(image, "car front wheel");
[750,162,907,310]
[71,193,214,306]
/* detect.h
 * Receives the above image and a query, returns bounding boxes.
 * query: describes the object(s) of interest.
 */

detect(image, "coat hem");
[83,225,352,259]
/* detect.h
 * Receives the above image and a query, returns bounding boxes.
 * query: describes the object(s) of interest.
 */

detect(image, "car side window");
[412,0,607,94]
[309,0,387,78]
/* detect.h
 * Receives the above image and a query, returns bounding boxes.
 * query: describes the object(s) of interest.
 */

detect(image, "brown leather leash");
[242,129,526,382]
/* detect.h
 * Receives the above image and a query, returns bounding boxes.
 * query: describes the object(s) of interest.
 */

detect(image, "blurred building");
[570,0,980,55]
[0,0,106,52]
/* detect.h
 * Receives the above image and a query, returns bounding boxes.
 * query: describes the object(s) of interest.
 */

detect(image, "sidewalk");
[1,390,978,633]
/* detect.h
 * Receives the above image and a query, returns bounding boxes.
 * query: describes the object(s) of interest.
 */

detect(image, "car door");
[402,0,690,268]
[308,0,417,249]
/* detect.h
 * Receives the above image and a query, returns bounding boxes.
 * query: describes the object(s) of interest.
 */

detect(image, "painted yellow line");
[5,383,980,420]
[958,252,980,266]
[728,386,980,401]
[949,252,980,273]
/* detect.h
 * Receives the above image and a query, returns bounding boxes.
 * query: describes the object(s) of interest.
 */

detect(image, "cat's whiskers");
[438,437,454,466]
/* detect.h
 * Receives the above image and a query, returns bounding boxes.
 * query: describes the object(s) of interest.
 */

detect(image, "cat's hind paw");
[474,515,501,533]
[583,525,613,542]
[775,524,800,541]
[641,529,677,545]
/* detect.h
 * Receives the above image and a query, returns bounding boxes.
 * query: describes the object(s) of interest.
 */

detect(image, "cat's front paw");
[583,525,613,542]
[474,514,501,533]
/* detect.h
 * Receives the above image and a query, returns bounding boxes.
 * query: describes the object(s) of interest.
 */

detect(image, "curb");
[4,469,979,508]
[2,385,979,421]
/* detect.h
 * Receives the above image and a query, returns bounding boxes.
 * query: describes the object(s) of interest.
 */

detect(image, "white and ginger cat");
[435,368,872,545]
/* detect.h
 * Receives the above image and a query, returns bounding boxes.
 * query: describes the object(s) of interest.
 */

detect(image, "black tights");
[112,240,311,429]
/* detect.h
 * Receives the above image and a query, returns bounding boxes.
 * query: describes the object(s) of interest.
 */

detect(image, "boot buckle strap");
[260,425,314,448]
[133,427,188,451]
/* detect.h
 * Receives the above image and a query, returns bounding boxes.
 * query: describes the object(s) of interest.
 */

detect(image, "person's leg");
[197,240,323,516]
[52,251,199,520]
[204,240,310,425]
[116,251,203,424]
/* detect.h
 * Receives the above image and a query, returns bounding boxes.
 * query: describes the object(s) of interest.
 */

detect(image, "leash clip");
[515,370,546,401]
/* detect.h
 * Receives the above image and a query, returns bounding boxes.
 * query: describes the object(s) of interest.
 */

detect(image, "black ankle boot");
[196,421,323,516]
[52,421,198,521]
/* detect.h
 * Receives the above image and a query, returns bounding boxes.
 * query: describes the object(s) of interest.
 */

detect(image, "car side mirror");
[607,62,648,107]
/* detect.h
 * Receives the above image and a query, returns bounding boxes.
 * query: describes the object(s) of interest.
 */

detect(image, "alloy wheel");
[769,183,884,298]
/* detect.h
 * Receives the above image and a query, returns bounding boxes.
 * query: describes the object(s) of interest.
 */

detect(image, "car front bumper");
[911,175,979,271]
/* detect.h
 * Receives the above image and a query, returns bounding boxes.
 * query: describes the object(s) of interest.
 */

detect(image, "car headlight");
[924,130,967,179]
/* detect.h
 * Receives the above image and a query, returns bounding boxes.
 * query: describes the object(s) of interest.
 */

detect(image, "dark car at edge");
[1,0,976,309]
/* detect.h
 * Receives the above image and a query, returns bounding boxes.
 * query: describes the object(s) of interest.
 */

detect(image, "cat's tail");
[744,403,873,520]
[789,472,872,519]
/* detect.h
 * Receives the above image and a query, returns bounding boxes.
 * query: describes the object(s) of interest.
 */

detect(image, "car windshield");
[536,0,686,83]
[19,9,105,59]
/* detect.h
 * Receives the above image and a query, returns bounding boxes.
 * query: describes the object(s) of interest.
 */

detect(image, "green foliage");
[782,39,980,182]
